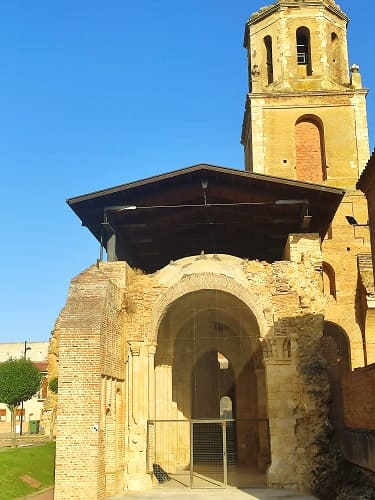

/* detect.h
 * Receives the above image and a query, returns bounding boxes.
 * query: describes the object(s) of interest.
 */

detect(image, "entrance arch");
[322,321,351,436]
[152,288,269,486]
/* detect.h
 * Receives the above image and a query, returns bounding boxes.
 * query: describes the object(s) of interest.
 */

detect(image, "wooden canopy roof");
[67,164,344,272]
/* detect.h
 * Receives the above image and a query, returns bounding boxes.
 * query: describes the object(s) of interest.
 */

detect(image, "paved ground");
[27,486,317,500]
[0,432,52,449]
[2,435,315,500]
[25,487,54,499]
[109,487,317,500]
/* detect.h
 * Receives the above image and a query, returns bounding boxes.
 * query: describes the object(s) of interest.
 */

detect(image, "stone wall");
[322,191,373,368]
[54,264,127,500]
[126,234,328,491]
[52,233,349,496]
[357,149,375,293]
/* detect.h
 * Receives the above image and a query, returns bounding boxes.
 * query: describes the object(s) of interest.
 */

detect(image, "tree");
[48,376,58,394]
[0,358,42,446]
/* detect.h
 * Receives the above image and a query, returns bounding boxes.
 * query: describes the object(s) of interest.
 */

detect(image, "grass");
[0,442,55,499]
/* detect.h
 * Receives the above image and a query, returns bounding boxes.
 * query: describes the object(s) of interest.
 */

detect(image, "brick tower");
[242,0,374,369]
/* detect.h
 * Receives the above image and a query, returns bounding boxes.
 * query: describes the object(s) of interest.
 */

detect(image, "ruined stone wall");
[54,264,128,500]
[120,235,328,491]
[52,233,338,496]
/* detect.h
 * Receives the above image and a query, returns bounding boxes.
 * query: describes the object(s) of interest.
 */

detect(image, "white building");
[0,341,49,434]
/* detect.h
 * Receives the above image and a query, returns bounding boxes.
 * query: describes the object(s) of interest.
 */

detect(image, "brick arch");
[323,321,351,373]
[151,272,271,343]
[295,114,326,182]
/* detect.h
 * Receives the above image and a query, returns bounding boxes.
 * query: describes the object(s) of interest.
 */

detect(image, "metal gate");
[147,419,270,488]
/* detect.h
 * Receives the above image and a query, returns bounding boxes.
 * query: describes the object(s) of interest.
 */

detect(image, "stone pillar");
[263,337,298,489]
[155,352,173,420]
[154,351,177,472]
[148,345,156,421]
[126,342,152,490]
[147,345,156,478]
[255,367,269,472]
[130,342,141,425]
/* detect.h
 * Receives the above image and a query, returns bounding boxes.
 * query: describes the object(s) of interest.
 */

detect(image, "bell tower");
[242,0,375,368]
[241,0,370,188]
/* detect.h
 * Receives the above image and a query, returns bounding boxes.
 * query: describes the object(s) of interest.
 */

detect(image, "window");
[264,35,274,84]
[296,27,312,75]
[331,32,340,81]
[0,409,6,422]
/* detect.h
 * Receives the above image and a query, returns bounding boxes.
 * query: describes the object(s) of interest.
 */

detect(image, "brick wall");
[341,363,375,471]
[342,363,375,430]
[295,119,324,182]
[54,265,125,500]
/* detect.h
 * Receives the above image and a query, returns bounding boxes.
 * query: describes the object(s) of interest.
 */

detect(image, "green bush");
[48,376,58,394]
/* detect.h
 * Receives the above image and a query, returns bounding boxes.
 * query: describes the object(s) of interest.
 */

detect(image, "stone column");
[130,342,141,425]
[263,337,298,488]
[148,345,156,421]
[255,366,269,472]
[147,345,157,476]
[155,352,173,420]
[154,351,176,472]
[126,342,152,490]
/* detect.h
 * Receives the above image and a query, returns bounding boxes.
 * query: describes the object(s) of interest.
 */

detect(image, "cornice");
[247,88,369,99]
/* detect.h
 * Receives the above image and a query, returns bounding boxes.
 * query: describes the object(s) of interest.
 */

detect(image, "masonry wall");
[341,363,375,472]
[358,150,375,288]
[52,233,358,496]
[322,191,373,368]
[342,363,375,430]
[54,265,127,500]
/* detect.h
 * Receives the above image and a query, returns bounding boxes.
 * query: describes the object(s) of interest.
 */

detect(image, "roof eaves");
[67,164,345,207]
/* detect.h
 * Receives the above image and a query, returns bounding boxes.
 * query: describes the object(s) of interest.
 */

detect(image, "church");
[48,1,375,498]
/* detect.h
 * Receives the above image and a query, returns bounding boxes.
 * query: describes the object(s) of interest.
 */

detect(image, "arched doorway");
[322,321,351,437]
[151,289,269,487]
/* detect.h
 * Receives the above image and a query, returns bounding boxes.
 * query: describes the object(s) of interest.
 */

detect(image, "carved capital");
[148,344,157,356]
[260,336,291,362]
[129,342,141,357]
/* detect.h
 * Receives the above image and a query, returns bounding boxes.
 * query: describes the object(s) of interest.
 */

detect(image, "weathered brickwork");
[54,265,127,500]
[322,191,374,367]
[295,119,324,182]
[342,363,375,430]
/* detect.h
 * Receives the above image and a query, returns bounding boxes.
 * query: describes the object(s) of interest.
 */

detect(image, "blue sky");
[0,0,374,343]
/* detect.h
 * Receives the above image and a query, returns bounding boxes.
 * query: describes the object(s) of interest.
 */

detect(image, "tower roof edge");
[249,0,348,26]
